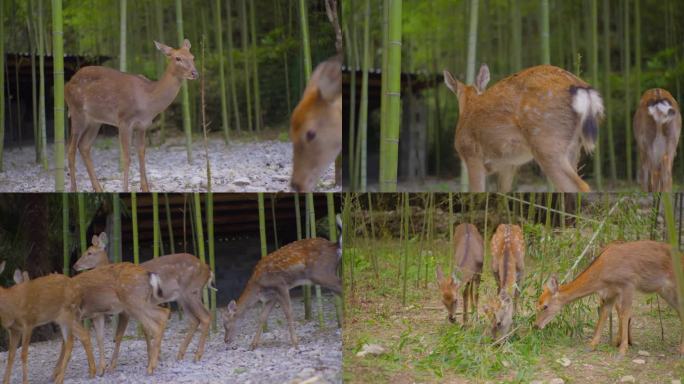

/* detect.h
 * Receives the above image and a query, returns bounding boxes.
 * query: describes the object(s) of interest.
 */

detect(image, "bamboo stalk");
[52,0,66,190]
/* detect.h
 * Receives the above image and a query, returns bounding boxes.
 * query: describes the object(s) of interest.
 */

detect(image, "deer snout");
[190,70,199,80]
[448,315,456,324]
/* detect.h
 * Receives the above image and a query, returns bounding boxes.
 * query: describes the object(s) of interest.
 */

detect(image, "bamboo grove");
[0,0,337,190]
[344,0,684,191]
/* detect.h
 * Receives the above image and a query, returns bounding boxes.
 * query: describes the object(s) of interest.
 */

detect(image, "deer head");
[74,232,109,271]
[534,275,562,329]
[484,290,514,337]
[154,39,199,80]
[222,300,238,344]
[435,265,461,323]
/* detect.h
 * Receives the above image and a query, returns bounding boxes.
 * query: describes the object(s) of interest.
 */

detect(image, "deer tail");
[570,86,604,153]
[149,272,164,301]
[207,271,218,292]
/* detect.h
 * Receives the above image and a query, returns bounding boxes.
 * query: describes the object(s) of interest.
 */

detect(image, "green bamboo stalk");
[294,193,302,240]
[38,0,47,169]
[206,191,216,330]
[303,193,311,320]
[215,0,229,142]
[541,0,550,64]
[448,193,454,272]
[299,0,312,79]
[634,0,641,99]
[62,193,69,276]
[510,0,522,71]
[367,193,378,277]
[270,195,279,248]
[326,192,342,327]
[164,193,176,254]
[52,0,65,191]
[401,192,409,305]
[154,0,166,142]
[624,0,632,180]
[153,192,160,257]
[78,194,87,255]
[120,0,127,71]
[356,0,370,191]
[378,0,389,190]
[590,0,602,189]
[194,193,209,310]
[176,0,192,161]
[258,193,267,257]
[226,0,241,131]
[240,0,253,131]
[344,5,357,189]
[379,0,402,192]
[112,194,121,263]
[603,0,616,180]
[306,193,324,327]
[249,0,261,131]
[132,192,139,264]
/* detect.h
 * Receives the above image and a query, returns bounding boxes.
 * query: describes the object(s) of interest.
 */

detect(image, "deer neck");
[147,63,184,115]
[234,282,261,321]
[557,269,601,305]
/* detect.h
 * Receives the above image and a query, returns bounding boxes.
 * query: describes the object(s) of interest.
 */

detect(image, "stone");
[356,343,386,357]
[637,350,650,356]
[632,358,646,365]
[620,376,636,383]
[556,357,572,367]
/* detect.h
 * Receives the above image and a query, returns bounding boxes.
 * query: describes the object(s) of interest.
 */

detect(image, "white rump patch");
[149,273,161,289]
[572,88,604,118]
[648,100,675,125]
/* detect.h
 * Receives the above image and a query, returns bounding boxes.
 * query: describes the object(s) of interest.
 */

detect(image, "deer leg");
[473,274,481,320]
[72,319,96,379]
[184,295,211,362]
[462,282,470,326]
[250,300,277,350]
[536,156,590,192]
[589,297,614,350]
[277,287,300,348]
[78,122,104,192]
[3,329,19,384]
[616,290,634,356]
[118,125,133,192]
[52,333,67,381]
[145,306,170,374]
[67,114,85,192]
[496,165,518,193]
[176,300,200,361]
[135,129,150,192]
[464,157,487,192]
[19,328,32,384]
[92,315,106,376]
[107,313,129,373]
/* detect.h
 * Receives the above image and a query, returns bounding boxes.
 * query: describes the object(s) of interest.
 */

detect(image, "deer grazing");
[74,238,213,363]
[484,224,525,338]
[535,240,684,356]
[435,223,483,325]
[289,55,342,192]
[634,88,682,192]
[0,262,96,384]
[65,39,198,192]
[72,233,170,375]
[443,64,604,192]
[223,216,343,349]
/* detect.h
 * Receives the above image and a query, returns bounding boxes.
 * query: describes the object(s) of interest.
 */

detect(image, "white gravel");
[0,135,339,192]
[0,295,341,384]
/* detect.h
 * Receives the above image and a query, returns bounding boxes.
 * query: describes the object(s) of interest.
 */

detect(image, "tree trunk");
[38,0,47,170]
[603,0,616,180]
[590,0,602,189]
[357,0,370,191]
[541,0,550,64]
[299,0,312,79]
[624,0,632,181]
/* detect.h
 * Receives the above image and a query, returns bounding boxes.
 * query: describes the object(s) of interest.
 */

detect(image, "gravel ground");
[0,135,339,192]
[0,295,341,384]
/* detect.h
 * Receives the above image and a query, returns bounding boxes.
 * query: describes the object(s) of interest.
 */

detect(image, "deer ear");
[451,271,462,285]
[227,300,237,313]
[13,269,23,284]
[0,261,5,274]
[91,234,100,247]
[316,59,341,103]
[546,275,559,294]
[98,232,108,248]
[182,38,192,50]
[475,64,490,94]
[154,41,174,56]
[443,70,462,95]
[435,265,445,281]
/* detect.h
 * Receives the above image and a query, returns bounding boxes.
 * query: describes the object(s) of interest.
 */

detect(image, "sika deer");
[74,242,213,363]
[0,262,96,384]
[71,233,170,375]
[485,224,525,338]
[65,39,198,192]
[535,240,684,356]
[223,216,343,349]
[290,55,342,192]
[443,64,604,192]
[435,223,483,325]
[634,88,682,192]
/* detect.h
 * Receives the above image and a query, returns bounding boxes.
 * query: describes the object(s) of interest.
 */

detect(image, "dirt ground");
[0,131,339,192]
[0,294,341,384]
[344,269,684,384]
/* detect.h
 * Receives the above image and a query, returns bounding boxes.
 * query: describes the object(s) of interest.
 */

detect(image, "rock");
[620,376,636,383]
[632,358,646,365]
[529,381,544,384]
[549,378,565,384]
[672,380,681,384]
[356,343,386,357]
[637,350,650,356]
[233,177,251,186]
[556,357,572,367]
[502,360,511,368]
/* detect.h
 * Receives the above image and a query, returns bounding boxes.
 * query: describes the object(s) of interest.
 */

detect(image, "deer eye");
[306,130,316,141]
[542,305,548,311]
[176,57,182,62]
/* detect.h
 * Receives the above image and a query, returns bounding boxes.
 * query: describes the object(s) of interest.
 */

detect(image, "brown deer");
[0,262,96,384]
[485,224,525,338]
[634,88,682,192]
[74,234,213,363]
[71,233,170,375]
[65,39,198,192]
[290,55,342,192]
[223,216,342,349]
[435,223,484,325]
[443,64,604,192]
[535,240,684,356]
